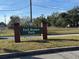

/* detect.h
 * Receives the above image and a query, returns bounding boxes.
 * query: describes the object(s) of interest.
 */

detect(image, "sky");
[0,0,79,24]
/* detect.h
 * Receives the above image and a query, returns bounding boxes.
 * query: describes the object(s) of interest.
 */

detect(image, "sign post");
[14,23,20,43]
[42,22,47,40]
[14,22,47,43]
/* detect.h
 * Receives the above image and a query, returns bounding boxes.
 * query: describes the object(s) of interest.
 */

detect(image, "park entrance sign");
[20,27,42,35]
[14,22,47,43]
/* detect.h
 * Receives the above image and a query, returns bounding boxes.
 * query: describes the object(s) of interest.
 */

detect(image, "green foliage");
[67,7,79,27]
[8,6,79,27]
[33,15,47,27]
[46,6,79,27]
[55,18,66,27]
[0,22,6,27]
[47,12,59,26]
[8,16,30,28]
[8,16,20,28]
[20,17,30,27]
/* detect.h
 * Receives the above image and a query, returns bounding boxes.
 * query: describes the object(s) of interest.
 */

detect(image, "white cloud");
[0,16,10,24]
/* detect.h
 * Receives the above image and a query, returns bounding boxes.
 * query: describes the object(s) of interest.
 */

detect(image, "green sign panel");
[20,27,42,35]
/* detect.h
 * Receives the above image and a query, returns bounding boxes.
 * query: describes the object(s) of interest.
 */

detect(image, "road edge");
[0,46,79,58]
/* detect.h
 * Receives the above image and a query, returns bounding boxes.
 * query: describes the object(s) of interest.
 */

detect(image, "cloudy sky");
[0,0,79,24]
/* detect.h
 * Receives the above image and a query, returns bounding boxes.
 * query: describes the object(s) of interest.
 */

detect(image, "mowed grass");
[0,36,79,54]
[0,28,14,36]
[48,27,79,34]
[49,35,79,40]
[0,27,79,54]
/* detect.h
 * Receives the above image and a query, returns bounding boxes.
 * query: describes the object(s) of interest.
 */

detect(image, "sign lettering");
[20,27,42,35]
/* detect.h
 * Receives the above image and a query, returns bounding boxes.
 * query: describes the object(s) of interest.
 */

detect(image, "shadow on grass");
[3,48,22,53]
[21,40,49,43]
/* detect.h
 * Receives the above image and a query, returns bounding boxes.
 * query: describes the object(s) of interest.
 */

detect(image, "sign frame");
[20,27,42,35]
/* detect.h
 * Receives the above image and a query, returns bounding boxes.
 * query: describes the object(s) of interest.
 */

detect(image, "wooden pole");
[14,23,20,43]
[42,22,47,40]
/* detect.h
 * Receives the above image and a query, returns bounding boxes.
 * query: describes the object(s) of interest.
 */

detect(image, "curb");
[0,46,79,58]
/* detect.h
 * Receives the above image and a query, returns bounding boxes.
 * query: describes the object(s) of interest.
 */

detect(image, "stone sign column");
[14,23,20,43]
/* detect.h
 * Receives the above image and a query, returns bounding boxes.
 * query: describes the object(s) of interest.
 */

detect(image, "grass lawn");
[0,27,79,54]
[0,35,79,54]
[0,28,14,36]
[48,27,79,34]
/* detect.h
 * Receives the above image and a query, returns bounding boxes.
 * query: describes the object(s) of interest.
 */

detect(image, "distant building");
[0,22,6,30]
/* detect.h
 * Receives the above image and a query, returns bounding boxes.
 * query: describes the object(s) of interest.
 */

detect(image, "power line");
[0,2,65,12]
[0,6,27,11]
[0,1,29,11]
[33,4,67,10]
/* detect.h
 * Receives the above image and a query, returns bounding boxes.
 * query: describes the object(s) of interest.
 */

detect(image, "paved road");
[1,34,79,40]
[11,50,79,59]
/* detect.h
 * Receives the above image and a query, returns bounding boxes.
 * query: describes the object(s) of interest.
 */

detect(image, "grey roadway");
[11,50,79,59]
[1,34,79,40]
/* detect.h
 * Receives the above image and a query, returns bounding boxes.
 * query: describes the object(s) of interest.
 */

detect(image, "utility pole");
[30,0,32,23]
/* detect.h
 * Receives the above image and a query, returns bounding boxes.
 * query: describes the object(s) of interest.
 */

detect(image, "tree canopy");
[8,6,79,28]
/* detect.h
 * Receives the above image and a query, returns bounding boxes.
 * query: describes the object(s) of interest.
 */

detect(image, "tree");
[67,6,79,27]
[57,12,71,27]
[33,15,46,27]
[47,7,79,27]
[47,12,59,26]
[20,16,30,27]
[0,22,6,27]
[8,16,20,28]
